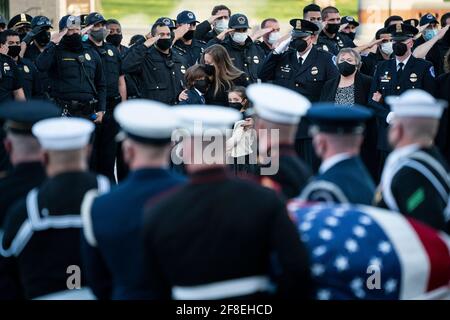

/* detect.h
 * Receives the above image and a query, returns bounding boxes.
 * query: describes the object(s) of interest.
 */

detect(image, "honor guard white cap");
[114,99,179,144]
[174,106,241,135]
[32,118,95,150]
[386,89,447,123]
[247,83,311,125]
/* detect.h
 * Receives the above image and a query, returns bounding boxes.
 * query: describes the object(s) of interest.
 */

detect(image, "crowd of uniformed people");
[0,3,449,300]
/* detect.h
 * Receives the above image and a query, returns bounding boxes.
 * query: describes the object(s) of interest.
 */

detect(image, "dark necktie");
[298,56,303,65]
[397,62,404,79]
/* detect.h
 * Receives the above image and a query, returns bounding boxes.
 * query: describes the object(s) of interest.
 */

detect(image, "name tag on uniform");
[281,65,291,73]
[381,72,391,83]
[62,58,76,61]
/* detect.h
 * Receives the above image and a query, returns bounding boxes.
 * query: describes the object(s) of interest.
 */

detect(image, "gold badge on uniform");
[85,53,91,61]
[396,23,402,33]
[20,13,26,22]
[24,65,30,73]
[253,56,260,64]
[180,65,186,74]
[107,49,114,57]
[410,73,418,82]
[311,66,319,75]
[296,20,302,29]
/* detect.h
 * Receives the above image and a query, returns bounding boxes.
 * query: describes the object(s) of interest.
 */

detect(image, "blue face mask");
[424,29,438,41]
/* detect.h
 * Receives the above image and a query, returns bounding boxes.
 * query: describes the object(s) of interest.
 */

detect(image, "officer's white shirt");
[319,152,353,174]
[396,54,412,71]
[297,47,312,64]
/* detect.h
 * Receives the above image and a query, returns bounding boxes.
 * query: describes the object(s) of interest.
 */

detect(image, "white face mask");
[215,19,229,33]
[380,42,393,55]
[268,32,281,45]
[232,31,248,43]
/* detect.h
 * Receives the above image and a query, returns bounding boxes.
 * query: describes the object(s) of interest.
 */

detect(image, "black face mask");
[7,45,21,58]
[229,102,243,111]
[35,31,51,46]
[204,64,215,76]
[156,38,172,51]
[194,79,209,94]
[106,34,123,47]
[326,23,340,34]
[183,30,194,41]
[337,61,356,76]
[291,38,308,52]
[347,32,356,41]
[393,42,407,56]
[61,33,83,52]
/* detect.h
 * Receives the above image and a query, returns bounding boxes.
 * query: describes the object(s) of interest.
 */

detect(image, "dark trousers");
[295,138,321,174]
[90,112,119,182]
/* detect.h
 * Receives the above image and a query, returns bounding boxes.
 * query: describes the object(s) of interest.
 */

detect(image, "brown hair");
[212,5,231,16]
[185,64,208,89]
[228,86,249,109]
[200,44,244,97]
[321,6,339,21]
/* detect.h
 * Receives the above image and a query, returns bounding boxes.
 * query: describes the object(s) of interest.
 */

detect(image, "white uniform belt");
[33,287,96,300]
[172,275,271,300]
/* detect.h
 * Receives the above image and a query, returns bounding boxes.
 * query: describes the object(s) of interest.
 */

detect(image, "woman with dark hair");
[200,44,249,105]
[435,48,450,163]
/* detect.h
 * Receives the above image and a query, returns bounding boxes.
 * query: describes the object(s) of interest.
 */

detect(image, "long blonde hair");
[200,45,244,97]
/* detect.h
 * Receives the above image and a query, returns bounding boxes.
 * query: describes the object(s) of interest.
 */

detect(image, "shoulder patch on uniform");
[406,187,425,213]
[429,66,435,78]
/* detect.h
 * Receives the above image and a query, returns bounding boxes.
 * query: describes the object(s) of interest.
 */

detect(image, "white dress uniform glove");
[274,37,292,55]
[386,112,395,124]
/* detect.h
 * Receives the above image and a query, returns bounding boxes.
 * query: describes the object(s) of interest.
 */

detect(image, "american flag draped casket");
[287,202,450,300]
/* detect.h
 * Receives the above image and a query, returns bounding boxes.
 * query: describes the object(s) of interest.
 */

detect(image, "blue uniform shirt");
[82,168,186,299]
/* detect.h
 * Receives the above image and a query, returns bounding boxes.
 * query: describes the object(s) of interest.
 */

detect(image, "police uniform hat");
[0,100,60,135]
[114,99,179,145]
[176,10,199,25]
[174,106,241,135]
[32,118,95,151]
[229,14,250,29]
[59,15,81,31]
[386,89,447,120]
[404,18,419,28]
[154,17,176,29]
[247,83,311,125]
[0,15,7,26]
[31,16,52,30]
[306,104,373,134]
[289,19,319,38]
[85,12,106,26]
[420,13,438,26]
[387,23,418,41]
[341,16,360,27]
[7,13,32,30]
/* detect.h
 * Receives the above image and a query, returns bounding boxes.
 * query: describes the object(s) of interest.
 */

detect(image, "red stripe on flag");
[407,218,450,292]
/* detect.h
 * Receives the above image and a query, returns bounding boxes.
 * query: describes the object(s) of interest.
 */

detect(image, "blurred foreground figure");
[142,105,312,299]
[288,202,450,300]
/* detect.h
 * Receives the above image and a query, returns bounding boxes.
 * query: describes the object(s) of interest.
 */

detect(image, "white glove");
[386,112,395,124]
[274,37,291,54]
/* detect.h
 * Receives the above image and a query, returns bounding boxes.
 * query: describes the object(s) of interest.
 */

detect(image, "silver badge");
[237,16,246,25]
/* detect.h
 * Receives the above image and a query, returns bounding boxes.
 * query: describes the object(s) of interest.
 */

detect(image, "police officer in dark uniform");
[317,6,354,55]
[35,15,106,120]
[0,117,110,299]
[172,11,206,68]
[84,12,126,181]
[22,16,53,96]
[360,28,393,77]
[247,83,312,200]
[123,35,145,100]
[122,18,187,105]
[105,19,128,56]
[81,100,186,299]
[258,19,339,171]
[413,14,444,76]
[1,30,43,99]
[194,5,231,43]
[254,18,281,56]
[207,13,265,83]
[142,106,312,300]
[375,90,450,234]
[298,104,375,205]
[7,13,32,41]
[369,23,436,176]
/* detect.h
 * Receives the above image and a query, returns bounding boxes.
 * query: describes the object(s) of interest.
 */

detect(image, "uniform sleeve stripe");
[81,189,99,247]
[299,180,349,204]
